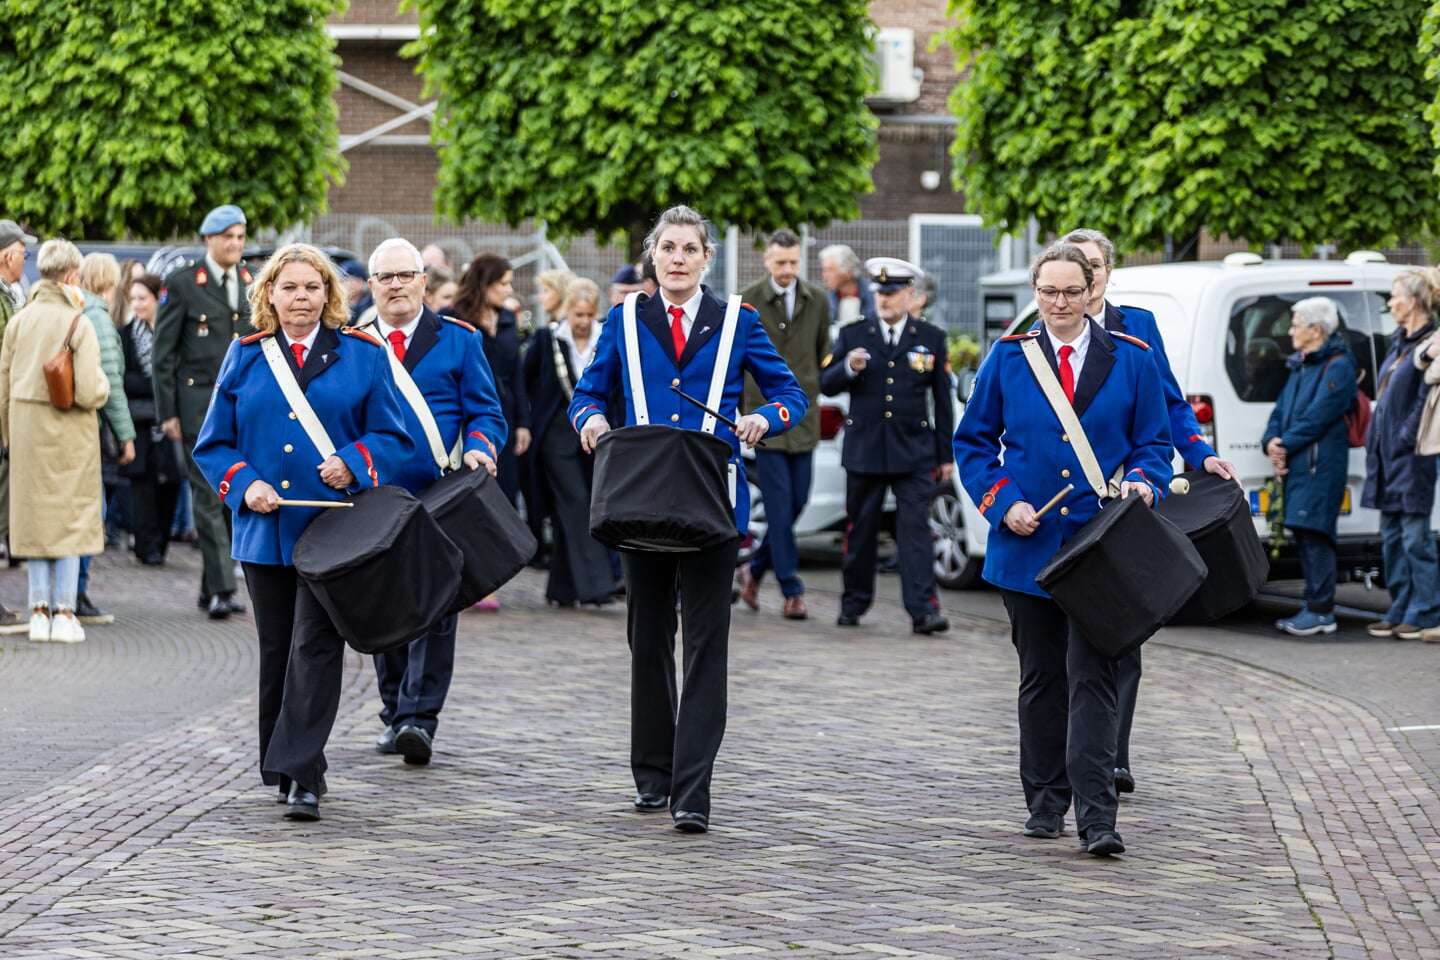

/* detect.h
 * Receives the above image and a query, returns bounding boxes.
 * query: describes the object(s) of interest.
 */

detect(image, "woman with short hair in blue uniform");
[194,243,412,821]
[954,243,1172,857]
[569,205,807,834]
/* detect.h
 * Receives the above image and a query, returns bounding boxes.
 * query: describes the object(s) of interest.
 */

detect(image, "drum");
[419,465,537,614]
[589,425,737,552]
[1156,472,1269,624]
[292,485,463,654]
[1035,494,1207,660]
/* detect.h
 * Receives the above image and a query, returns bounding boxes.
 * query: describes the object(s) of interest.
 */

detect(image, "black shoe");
[912,613,949,635]
[284,784,320,821]
[634,793,668,812]
[1078,825,1125,856]
[672,810,708,833]
[138,553,165,566]
[276,786,289,804]
[395,725,433,765]
[220,592,245,615]
[74,593,115,625]
[1114,767,1135,794]
[0,605,23,628]
[207,594,231,620]
[837,613,861,627]
[1023,813,1063,838]
[376,727,398,754]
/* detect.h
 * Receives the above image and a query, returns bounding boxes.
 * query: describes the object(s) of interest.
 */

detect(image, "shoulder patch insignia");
[239,331,272,345]
[998,329,1041,342]
[340,326,383,347]
[441,315,477,333]
[240,266,252,285]
[196,268,208,286]
[1112,332,1151,350]
[158,287,168,306]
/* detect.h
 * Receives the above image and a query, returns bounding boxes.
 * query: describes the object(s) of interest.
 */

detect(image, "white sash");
[620,291,742,437]
[261,337,336,459]
[366,321,461,472]
[1020,336,1122,498]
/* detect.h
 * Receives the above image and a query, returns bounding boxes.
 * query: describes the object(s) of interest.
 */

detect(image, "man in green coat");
[152,204,251,619]
[735,229,831,620]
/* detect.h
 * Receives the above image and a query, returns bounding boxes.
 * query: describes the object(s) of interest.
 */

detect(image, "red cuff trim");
[573,405,600,433]
[218,461,247,498]
[355,443,378,487]
[772,402,791,431]
[978,478,1010,516]
[1188,434,1201,443]
[469,431,497,459]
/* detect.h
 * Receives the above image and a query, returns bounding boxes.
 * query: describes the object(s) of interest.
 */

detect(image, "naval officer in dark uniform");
[819,258,953,634]
[153,204,251,619]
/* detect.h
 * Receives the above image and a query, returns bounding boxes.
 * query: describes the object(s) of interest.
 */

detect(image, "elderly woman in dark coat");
[1362,269,1440,640]
[1263,296,1358,636]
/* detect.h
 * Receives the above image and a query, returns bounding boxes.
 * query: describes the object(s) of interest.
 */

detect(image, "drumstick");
[1032,483,1074,519]
[668,384,768,447]
[276,499,354,508]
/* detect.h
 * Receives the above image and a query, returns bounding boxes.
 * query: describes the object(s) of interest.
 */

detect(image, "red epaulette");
[441,315,476,333]
[340,326,383,347]
[1112,332,1151,350]
[239,331,271,345]
[742,302,757,313]
[998,330,1041,342]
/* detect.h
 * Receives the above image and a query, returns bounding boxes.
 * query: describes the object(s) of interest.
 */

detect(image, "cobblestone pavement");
[1,549,1438,958]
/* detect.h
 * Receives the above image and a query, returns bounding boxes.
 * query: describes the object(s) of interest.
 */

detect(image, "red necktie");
[669,305,686,358]
[291,342,306,369]
[388,329,406,363]
[1058,344,1075,404]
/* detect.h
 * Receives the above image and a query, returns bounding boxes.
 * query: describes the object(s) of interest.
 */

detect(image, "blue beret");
[199,204,247,236]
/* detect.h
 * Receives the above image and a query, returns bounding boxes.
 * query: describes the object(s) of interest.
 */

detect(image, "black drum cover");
[1156,472,1269,624]
[1035,494,1208,660]
[419,465,537,614]
[292,485,462,654]
[590,425,738,552]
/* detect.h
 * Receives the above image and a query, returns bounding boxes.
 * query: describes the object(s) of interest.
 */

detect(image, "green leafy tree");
[946,1,1438,257]
[0,0,345,239]
[408,1,878,257]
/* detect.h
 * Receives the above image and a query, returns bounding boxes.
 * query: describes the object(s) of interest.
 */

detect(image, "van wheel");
[932,482,983,590]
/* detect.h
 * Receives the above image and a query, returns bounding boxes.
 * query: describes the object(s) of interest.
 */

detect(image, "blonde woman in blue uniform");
[954,243,1171,856]
[569,205,807,834]
[194,243,413,821]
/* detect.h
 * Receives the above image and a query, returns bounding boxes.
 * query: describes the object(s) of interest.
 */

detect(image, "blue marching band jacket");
[567,287,808,535]
[362,308,510,496]
[953,320,1173,598]
[193,324,415,566]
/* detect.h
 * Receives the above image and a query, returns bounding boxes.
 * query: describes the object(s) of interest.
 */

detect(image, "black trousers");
[184,436,236,600]
[1115,649,1141,771]
[245,562,347,796]
[373,613,458,737]
[841,469,938,624]
[539,416,615,605]
[999,588,1120,833]
[129,472,181,563]
[622,539,740,818]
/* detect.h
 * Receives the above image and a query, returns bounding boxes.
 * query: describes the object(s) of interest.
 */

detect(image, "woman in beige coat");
[0,239,110,643]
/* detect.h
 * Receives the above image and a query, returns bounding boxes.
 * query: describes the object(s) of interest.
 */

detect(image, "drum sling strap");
[622,291,743,504]
[261,337,337,458]
[1020,337,1122,499]
[365,321,461,473]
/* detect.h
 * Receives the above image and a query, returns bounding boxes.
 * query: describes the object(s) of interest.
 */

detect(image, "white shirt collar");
[377,309,423,346]
[882,317,908,342]
[660,289,704,335]
[1045,319,1091,367]
[283,325,321,356]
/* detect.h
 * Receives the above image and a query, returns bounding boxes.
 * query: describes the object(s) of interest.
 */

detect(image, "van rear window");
[1226,291,1379,403]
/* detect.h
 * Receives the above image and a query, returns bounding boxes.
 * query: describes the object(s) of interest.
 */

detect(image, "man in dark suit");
[362,238,507,766]
[735,229,830,620]
[153,204,251,619]
[820,258,953,634]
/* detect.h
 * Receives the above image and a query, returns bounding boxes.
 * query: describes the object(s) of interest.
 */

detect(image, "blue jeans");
[172,479,194,536]
[29,556,81,611]
[1380,511,1440,627]
[748,450,813,598]
[1294,529,1337,614]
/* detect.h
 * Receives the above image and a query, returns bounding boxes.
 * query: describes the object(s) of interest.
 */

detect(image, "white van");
[945,253,1417,588]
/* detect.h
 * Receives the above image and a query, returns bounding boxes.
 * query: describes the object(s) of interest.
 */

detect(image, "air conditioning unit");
[869,28,923,106]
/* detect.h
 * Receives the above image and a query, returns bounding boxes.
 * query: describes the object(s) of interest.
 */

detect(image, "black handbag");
[419,465,537,613]
[589,425,738,552]
[292,485,463,654]
[1156,473,1269,624]
[1036,494,1208,660]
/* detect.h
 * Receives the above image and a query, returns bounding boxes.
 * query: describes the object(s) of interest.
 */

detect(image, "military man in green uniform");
[153,204,251,619]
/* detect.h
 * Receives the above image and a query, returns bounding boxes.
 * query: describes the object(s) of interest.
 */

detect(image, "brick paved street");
[1,548,1438,958]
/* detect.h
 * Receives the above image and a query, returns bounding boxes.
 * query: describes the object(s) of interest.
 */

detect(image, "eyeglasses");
[1036,286,1089,304]
[372,270,421,286]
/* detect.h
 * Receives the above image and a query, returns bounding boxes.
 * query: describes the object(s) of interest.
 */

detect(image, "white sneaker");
[48,611,85,643]
[28,611,50,642]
